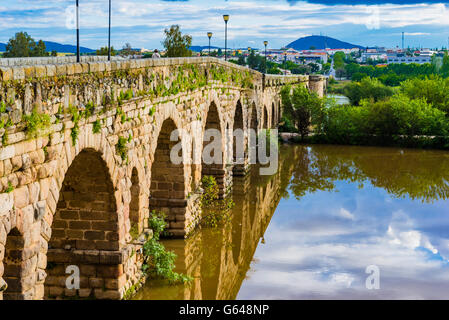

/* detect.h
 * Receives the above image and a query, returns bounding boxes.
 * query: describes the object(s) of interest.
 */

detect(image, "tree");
[333,51,346,69]
[335,68,346,80]
[32,40,48,57]
[96,46,116,56]
[121,43,134,56]
[162,25,192,58]
[281,85,324,139]
[4,32,49,57]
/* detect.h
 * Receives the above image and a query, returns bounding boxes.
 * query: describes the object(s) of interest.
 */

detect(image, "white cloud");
[339,208,355,220]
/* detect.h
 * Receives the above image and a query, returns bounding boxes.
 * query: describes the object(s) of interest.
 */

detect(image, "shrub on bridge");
[141,212,191,284]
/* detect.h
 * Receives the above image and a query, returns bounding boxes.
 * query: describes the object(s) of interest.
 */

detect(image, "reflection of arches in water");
[231,202,243,266]
[3,228,25,300]
[200,233,222,300]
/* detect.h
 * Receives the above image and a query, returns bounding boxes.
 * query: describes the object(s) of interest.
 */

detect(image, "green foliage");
[96,46,116,56]
[400,76,449,113]
[141,212,192,284]
[4,32,49,58]
[116,107,129,124]
[333,51,346,70]
[116,136,128,163]
[23,108,51,139]
[68,105,81,145]
[281,84,325,138]
[5,182,14,194]
[162,25,192,58]
[343,77,395,105]
[92,120,101,134]
[344,62,438,86]
[149,106,156,117]
[199,176,235,228]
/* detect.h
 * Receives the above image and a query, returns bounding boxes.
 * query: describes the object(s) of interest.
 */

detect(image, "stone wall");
[0,56,125,67]
[0,56,325,300]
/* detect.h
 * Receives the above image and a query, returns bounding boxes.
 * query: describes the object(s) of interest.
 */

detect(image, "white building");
[387,55,432,64]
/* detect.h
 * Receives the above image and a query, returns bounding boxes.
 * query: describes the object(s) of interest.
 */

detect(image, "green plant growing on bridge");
[199,176,235,228]
[116,136,129,163]
[23,107,51,139]
[92,120,101,134]
[149,105,156,117]
[68,105,81,145]
[4,181,14,193]
[141,212,192,284]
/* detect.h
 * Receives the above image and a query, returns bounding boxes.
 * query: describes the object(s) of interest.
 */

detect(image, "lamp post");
[76,0,80,63]
[223,15,230,61]
[207,32,213,56]
[264,41,268,73]
[108,0,111,61]
[284,52,287,75]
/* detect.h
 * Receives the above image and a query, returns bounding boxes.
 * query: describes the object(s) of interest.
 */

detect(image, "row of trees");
[342,57,449,86]
[281,76,449,147]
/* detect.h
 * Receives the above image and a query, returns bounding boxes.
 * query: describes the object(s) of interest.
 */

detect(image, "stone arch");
[1,228,25,300]
[45,148,121,299]
[278,100,282,123]
[249,102,258,132]
[272,102,276,127]
[233,100,244,163]
[149,118,187,237]
[202,101,229,197]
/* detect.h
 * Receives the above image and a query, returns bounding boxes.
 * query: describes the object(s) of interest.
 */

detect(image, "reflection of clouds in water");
[238,182,449,300]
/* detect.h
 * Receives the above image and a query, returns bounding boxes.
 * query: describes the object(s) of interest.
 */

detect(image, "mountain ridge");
[0,41,95,54]
[286,35,363,50]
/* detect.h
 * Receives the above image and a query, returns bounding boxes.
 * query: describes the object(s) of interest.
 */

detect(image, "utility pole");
[223,15,230,61]
[76,0,80,62]
[108,0,112,61]
[402,32,405,51]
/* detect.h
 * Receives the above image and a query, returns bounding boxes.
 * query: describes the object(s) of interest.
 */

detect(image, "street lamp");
[76,0,80,63]
[264,41,268,73]
[207,32,213,56]
[284,52,287,75]
[108,0,112,61]
[223,14,230,61]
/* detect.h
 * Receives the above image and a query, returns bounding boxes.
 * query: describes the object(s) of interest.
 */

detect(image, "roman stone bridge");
[0,56,325,300]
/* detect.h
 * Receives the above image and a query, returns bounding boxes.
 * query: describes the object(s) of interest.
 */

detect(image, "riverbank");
[279,132,449,150]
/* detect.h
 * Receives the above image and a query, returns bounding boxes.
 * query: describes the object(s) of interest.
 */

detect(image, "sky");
[0,0,449,50]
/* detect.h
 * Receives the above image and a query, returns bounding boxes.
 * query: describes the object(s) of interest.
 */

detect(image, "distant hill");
[0,41,95,54]
[286,35,363,51]
[41,41,95,54]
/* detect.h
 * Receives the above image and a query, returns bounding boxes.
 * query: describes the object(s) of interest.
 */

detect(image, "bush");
[400,76,449,113]
[343,77,394,105]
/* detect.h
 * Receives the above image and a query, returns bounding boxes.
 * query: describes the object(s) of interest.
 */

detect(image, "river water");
[133,144,449,300]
